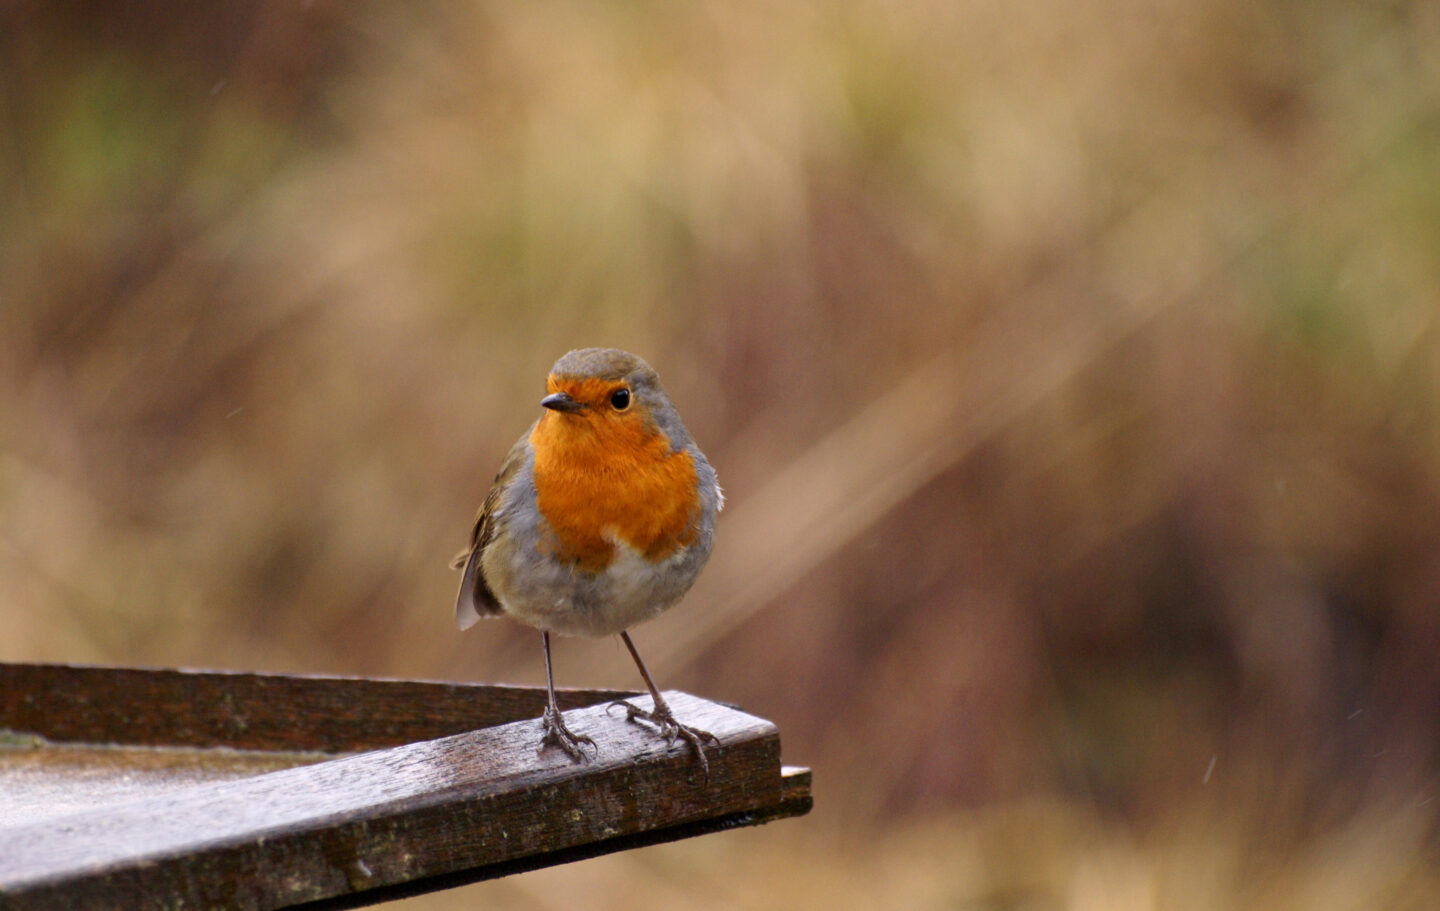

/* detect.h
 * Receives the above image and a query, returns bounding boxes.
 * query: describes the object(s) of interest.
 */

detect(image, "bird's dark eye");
[610,387,631,411]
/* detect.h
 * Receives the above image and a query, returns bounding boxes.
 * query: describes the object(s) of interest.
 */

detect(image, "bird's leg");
[538,630,596,761]
[610,631,719,779]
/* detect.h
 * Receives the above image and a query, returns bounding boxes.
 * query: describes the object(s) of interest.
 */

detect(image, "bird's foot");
[540,704,596,762]
[609,700,719,779]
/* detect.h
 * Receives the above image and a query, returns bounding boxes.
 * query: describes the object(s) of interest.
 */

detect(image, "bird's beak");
[541,391,585,413]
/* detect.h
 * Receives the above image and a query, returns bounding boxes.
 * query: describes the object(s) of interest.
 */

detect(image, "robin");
[452,348,724,774]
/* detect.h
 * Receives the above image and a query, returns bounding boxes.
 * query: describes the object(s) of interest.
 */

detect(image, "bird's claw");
[609,700,719,779]
[540,704,596,762]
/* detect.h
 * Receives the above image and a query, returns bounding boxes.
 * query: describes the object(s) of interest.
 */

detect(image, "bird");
[452,347,724,774]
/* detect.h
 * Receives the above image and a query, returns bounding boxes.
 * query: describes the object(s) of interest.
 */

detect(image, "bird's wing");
[452,434,528,629]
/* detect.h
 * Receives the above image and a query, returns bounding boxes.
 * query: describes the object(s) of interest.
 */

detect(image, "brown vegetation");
[3,1,1439,906]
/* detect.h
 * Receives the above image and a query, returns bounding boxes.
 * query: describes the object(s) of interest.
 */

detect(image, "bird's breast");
[529,419,702,573]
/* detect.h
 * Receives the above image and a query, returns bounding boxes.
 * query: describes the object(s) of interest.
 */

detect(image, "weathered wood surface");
[0,664,811,910]
[0,662,634,752]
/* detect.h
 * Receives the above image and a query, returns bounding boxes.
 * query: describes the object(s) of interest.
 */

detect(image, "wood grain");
[0,662,634,752]
[0,664,810,910]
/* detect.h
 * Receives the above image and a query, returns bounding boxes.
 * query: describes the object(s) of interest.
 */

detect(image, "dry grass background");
[4,0,1440,907]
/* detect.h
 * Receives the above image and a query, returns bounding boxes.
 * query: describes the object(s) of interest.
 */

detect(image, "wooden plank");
[0,664,811,908]
[0,663,634,753]
[0,692,800,910]
[291,765,815,911]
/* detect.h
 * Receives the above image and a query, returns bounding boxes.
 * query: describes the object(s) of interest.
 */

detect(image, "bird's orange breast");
[529,410,700,572]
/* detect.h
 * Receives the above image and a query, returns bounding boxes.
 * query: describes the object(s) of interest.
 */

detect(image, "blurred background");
[3,0,1440,907]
